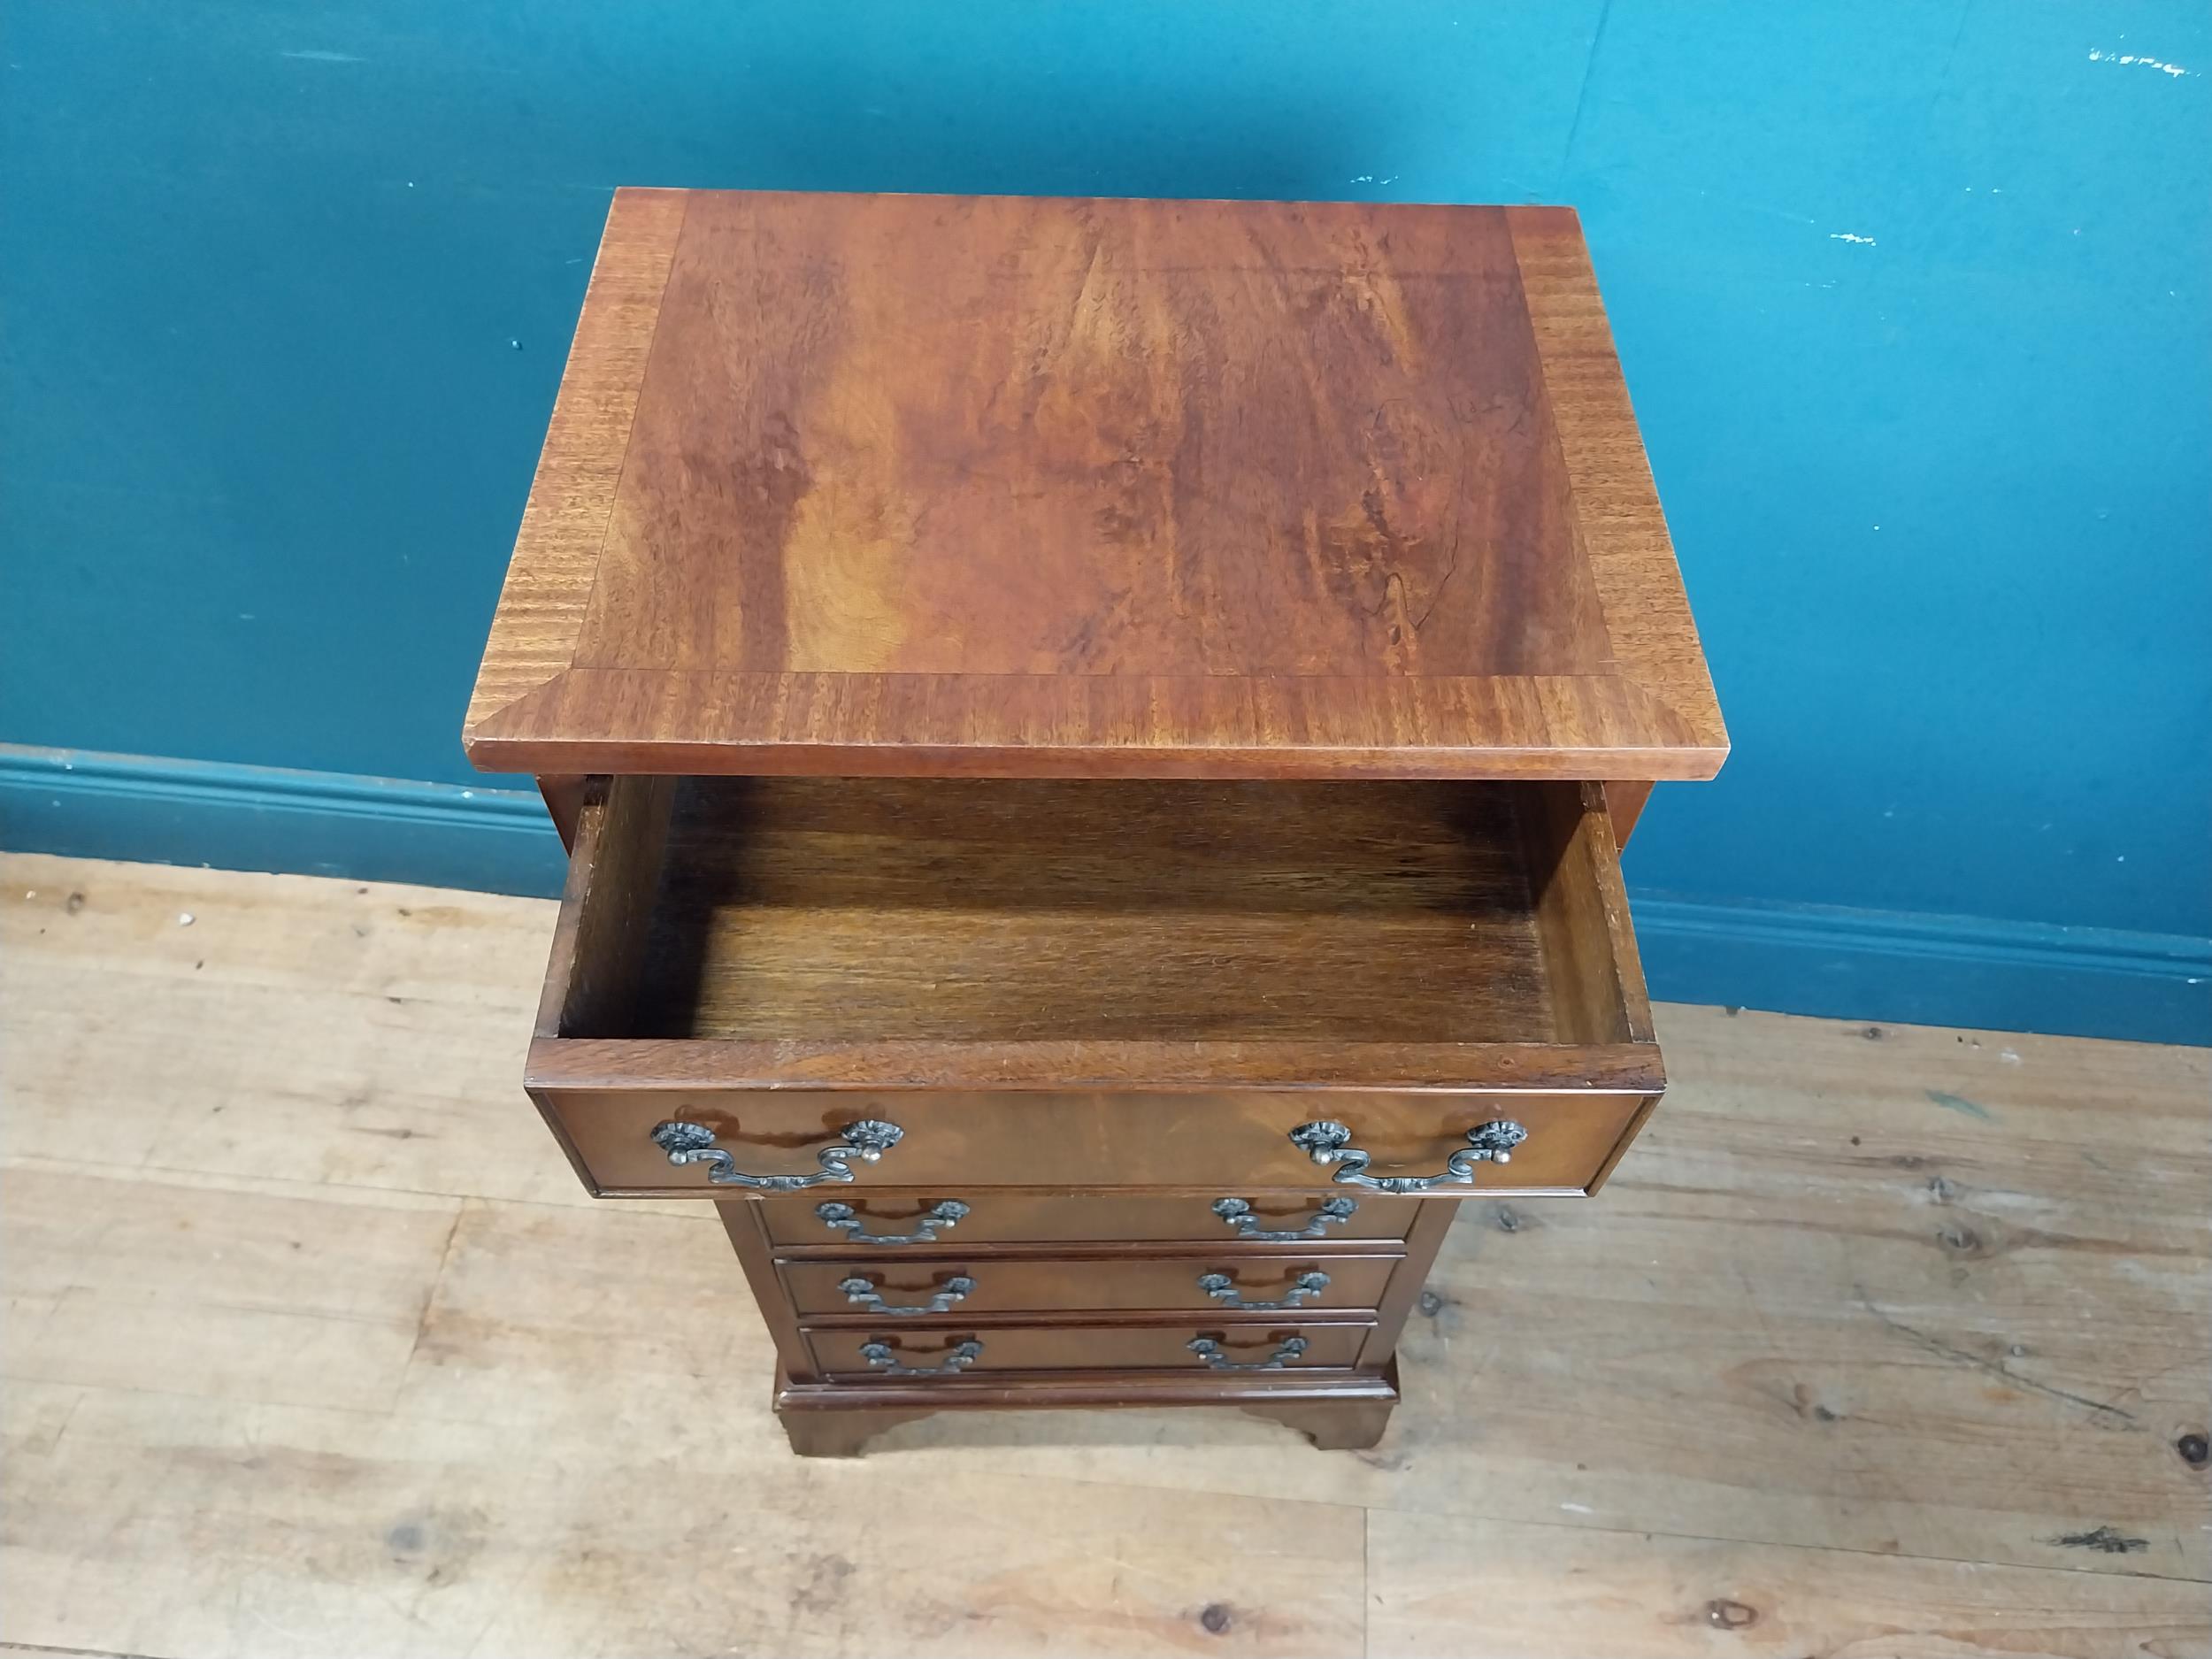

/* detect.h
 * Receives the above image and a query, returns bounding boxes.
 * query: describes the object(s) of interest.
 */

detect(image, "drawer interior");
[545,776,1651,1053]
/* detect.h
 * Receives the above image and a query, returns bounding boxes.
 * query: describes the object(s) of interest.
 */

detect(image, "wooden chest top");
[465,188,1723,780]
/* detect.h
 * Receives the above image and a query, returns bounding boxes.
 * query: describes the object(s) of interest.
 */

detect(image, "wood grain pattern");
[465,190,1725,780]
[463,188,686,741]
[4,856,2206,1656]
[529,1035,1666,1093]
[1518,780,1655,1046]
[1364,1508,2211,1657]
[610,774,1619,1048]
[535,773,1661,1068]
[536,775,669,1038]
[582,195,1608,680]
[1505,208,1721,758]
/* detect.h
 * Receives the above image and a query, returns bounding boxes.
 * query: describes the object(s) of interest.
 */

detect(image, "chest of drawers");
[465,188,1724,1455]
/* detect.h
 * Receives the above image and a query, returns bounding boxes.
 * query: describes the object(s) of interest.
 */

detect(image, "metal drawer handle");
[1198,1271,1329,1310]
[815,1199,969,1245]
[1187,1334,1310,1371]
[1212,1195,1357,1240]
[649,1118,902,1191]
[1289,1119,1527,1194]
[858,1338,982,1376]
[838,1274,976,1316]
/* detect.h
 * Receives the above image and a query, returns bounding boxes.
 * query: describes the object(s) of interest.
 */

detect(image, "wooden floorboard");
[1363,1508,2212,1656]
[4,853,2208,1658]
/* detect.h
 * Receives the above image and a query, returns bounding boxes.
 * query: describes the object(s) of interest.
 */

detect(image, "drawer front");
[759,1191,1419,1248]
[804,1321,1369,1377]
[783,1254,1398,1317]
[536,1086,1648,1199]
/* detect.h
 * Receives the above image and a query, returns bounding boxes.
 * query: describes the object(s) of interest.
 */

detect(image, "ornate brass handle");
[815,1199,969,1245]
[1288,1119,1527,1193]
[858,1338,982,1376]
[838,1274,975,1316]
[1198,1271,1329,1310]
[1187,1334,1310,1371]
[649,1118,902,1191]
[1212,1195,1357,1240]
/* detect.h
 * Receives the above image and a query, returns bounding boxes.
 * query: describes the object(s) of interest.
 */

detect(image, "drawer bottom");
[804,1319,1371,1378]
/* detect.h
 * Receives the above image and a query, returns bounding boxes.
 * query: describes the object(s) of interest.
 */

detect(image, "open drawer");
[526,776,1664,1199]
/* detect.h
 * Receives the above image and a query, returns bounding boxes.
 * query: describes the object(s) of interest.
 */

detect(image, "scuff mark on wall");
[2087,49,2189,78]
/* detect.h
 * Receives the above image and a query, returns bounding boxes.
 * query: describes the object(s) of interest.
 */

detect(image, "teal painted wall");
[4,3,2208,1040]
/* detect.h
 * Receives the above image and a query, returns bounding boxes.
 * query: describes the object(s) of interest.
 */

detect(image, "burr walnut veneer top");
[465,188,1723,780]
